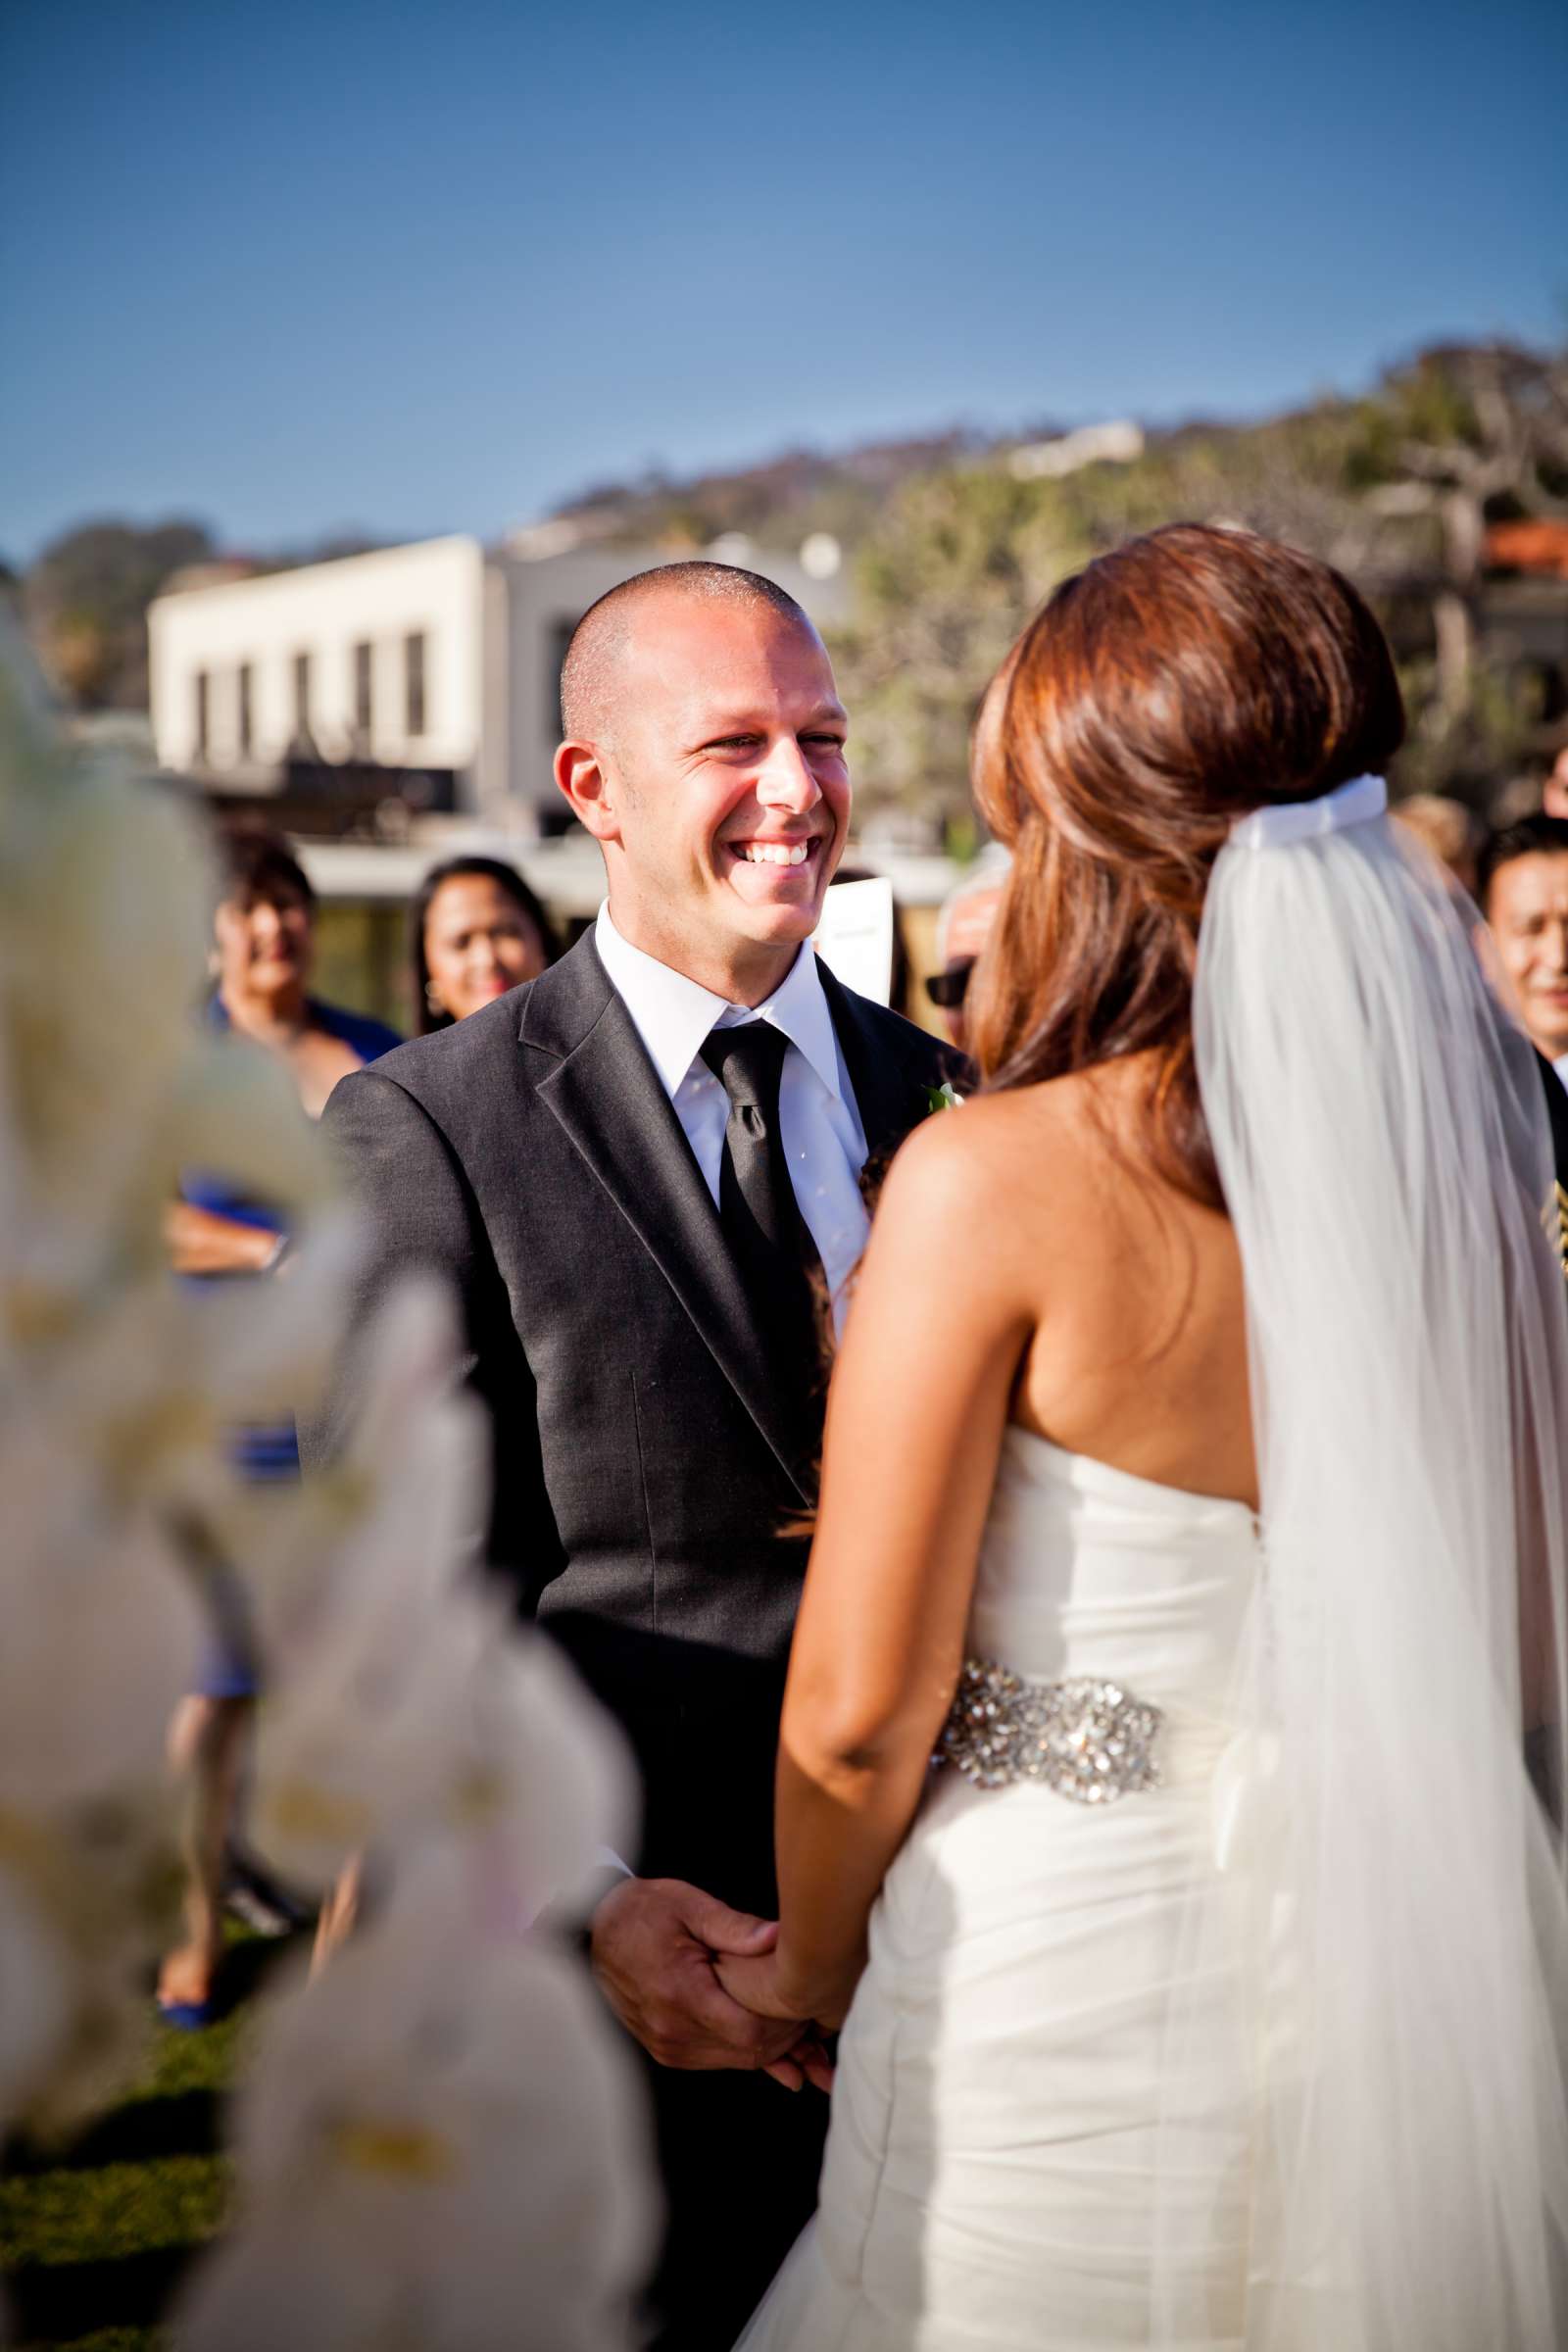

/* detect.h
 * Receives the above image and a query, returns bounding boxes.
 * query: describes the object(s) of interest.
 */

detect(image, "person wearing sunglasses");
[925,851,1009,1049]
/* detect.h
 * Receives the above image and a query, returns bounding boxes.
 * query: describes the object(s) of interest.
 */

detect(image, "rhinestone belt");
[934,1658,1163,1802]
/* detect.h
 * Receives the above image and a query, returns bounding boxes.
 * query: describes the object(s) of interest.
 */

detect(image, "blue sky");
[2,0,1563,564]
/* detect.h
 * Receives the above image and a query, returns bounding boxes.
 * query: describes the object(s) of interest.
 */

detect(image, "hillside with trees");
[23,520,217,710]
[551,342,1568,828]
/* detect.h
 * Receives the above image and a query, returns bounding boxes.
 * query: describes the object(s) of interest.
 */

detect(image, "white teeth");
[739,842,809,866]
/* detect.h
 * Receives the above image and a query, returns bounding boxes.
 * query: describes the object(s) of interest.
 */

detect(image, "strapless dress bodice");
[964,1428,1261,1773]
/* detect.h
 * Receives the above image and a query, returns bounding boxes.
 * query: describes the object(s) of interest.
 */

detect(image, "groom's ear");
[554,737,621,844]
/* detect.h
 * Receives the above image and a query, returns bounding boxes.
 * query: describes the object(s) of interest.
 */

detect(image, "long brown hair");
[967,524,1404,1206]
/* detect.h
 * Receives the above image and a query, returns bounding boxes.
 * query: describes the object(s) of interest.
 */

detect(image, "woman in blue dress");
[158,825,398,2024]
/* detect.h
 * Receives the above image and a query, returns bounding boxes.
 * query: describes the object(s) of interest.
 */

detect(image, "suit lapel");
[816,959,931,1166]
[523,938,817,1499]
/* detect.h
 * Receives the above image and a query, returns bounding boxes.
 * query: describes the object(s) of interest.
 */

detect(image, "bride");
[720,524,1568,2349]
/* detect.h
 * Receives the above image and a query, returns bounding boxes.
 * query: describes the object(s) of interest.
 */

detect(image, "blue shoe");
[156,1995,214,2032]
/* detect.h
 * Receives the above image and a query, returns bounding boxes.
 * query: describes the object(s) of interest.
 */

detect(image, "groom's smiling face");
[562,592,852,1002]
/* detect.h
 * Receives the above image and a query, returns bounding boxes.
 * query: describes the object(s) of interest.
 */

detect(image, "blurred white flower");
[30,1206,365,1507]
[0,1404,199,2131]
[250,1282,634,1895]
[0,770,212,1301]
[0,1777,187,2134]
[0,1417,203,1804]
[1,633,657,2329]
[173,1846,656,2352]
[0,1861,71,2123]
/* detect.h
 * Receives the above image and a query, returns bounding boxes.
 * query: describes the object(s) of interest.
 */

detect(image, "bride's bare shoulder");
[888,1064,1129,1186]
[875,1064,1128,1259]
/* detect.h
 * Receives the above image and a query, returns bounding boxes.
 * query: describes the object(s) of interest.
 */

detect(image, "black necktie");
[699,1024,825,1406]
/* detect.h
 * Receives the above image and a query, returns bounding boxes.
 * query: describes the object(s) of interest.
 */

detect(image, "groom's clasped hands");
[590,1876,839,2094]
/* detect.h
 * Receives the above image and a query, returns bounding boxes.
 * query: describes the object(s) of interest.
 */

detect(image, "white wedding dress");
[739,1426,1263,2351]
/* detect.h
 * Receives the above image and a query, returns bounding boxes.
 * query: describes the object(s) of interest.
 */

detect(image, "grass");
[0,1928,304,2351]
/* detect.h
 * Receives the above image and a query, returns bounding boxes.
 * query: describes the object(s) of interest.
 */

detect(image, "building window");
[293,651,312,739]
[237,662,254,760]
[353,641,373,738]
[194,670,210,761]
[405,631,427,738]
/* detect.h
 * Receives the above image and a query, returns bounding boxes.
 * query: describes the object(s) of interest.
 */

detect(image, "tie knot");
[700,1022,791,1111]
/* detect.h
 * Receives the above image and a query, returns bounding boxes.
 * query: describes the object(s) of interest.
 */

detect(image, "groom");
[304,562,956,2348]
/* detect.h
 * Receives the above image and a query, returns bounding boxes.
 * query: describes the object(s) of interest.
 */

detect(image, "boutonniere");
[923,1081,963,1115]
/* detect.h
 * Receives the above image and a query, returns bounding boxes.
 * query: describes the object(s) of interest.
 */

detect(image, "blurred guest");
[1479,815,1568,1279]
[412,856,558,1033]
[1544,743,1568,822]
[1479,814,1568,1083]
[170,828,401,1274]
[158,824,399,2026]
[1391,792,1482,898]
[925,848,1010,1051]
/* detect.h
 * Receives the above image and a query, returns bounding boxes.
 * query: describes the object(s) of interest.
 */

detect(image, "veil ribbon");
[1227,770,1388,850]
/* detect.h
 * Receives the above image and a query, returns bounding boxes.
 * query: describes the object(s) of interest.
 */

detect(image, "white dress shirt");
[594,903,869,1331]
[1555,1052,1568,1092]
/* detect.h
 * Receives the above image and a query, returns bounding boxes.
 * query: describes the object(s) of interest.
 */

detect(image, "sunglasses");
[924,958,975,1009]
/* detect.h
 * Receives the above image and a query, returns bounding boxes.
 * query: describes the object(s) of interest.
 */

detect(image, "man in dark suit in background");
[303,563,956,2348]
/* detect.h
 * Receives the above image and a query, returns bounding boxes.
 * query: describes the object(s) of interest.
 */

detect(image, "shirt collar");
[594,902,844,1104]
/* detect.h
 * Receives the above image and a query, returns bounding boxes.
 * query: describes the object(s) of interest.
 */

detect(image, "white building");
[1007,420,1145,481]
[149,532,847,834]
[149,537,484,794]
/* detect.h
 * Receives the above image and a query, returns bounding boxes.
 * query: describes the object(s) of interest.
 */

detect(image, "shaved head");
[560,561,814,745]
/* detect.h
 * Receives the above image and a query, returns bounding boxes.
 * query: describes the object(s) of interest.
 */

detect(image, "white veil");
[1153,776,1568,2349]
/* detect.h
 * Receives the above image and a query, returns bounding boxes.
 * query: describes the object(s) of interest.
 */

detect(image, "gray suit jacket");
[303,930,957,1909]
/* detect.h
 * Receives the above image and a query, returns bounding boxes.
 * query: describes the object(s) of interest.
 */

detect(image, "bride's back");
[957,1057,1256,1506]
